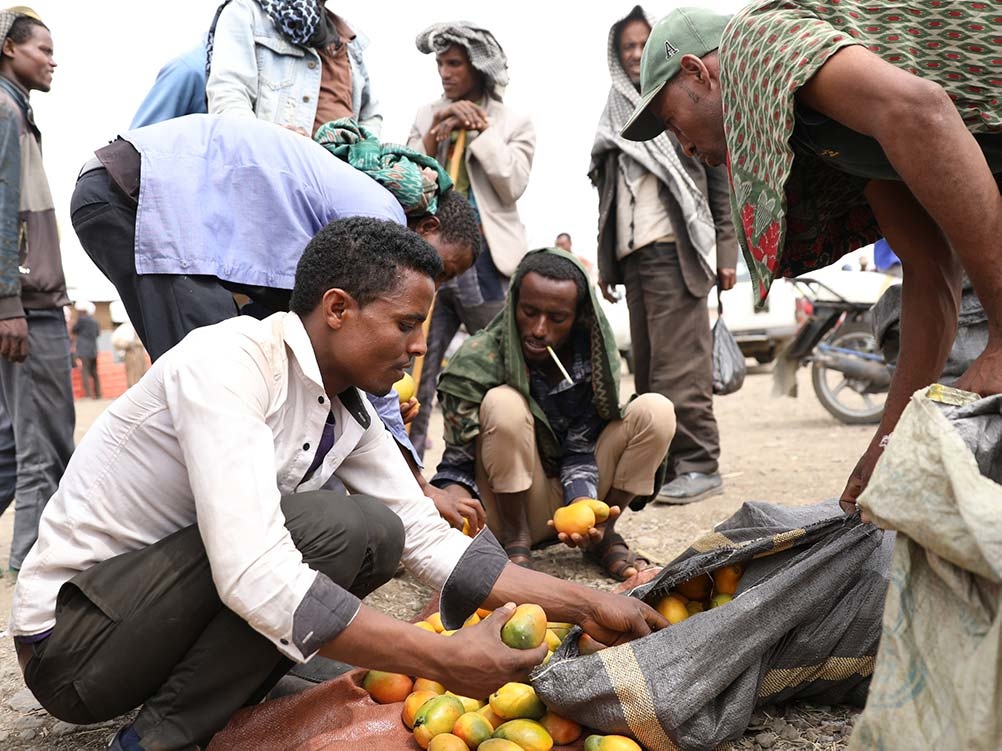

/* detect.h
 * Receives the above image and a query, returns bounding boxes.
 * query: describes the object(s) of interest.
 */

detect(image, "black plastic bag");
[712,300,746,395]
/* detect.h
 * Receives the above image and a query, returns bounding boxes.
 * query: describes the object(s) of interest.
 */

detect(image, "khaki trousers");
[475,387,676,545]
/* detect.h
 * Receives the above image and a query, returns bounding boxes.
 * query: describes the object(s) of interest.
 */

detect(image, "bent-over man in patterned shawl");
[429,249,674,580]
[620,2,1002,509]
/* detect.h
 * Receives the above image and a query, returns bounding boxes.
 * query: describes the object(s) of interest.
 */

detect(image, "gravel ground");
[0,365,873,749]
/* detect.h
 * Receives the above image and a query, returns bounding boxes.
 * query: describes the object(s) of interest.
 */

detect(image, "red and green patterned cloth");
[719,0,1002,303]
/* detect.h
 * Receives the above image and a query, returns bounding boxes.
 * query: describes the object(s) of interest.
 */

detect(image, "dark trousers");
[70,168,239,362]
[78,355,101,398]
[0,309,76,569]
[21,492,404,750]
[409,284,504,459]
[623,242,719,477]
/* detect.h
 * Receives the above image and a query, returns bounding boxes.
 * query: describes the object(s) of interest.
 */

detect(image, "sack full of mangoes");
[532,500,893,751]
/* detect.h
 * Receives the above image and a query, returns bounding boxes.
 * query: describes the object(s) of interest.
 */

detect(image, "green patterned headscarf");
[437,248,623,467]
[719,0,1002,304]
[315,118,454,216]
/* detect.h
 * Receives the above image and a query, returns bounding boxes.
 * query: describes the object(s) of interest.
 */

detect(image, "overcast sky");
[25,0,740,301]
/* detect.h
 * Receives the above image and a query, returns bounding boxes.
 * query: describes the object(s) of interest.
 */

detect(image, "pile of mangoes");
[652,563,745,624]
[361,603,650,749]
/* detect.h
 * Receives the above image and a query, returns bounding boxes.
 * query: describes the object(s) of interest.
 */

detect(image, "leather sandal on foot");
[583,532,651,581]
[504,545,534,569]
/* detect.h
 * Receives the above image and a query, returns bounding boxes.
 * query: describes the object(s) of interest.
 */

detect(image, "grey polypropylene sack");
[532,501,892,751]
[712,317,746,395]
[851,391,1002,750]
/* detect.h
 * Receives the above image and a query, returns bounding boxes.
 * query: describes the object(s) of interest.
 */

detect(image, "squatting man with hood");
[591,6,738,505]
[9,218,666,751]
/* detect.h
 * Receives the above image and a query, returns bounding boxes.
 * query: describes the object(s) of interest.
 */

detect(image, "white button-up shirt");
[11,312,476,662]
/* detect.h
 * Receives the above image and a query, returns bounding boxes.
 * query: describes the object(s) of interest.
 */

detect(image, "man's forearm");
[481,563,589,625]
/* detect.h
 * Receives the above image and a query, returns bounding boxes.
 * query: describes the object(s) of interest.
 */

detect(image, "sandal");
[504,544,535,570]
[584,532,651,582]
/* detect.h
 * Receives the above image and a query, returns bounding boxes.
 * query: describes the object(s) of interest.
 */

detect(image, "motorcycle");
[774,277,892,425]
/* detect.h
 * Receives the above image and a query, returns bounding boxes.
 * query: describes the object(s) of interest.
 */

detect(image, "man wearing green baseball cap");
[623,2,1002,512]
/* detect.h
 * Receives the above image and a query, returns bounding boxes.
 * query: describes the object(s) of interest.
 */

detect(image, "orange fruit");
[552,504,596,537]
[478,703,506,730]
[361,670,413,704]
[427,732,468,751]
[713,564,743,596]
[413,695,466,749]
[415,621,437,632]
[476,607,493,619]
[675,574,712,601]
[654,594,689,625]
[577,633,606,655]
[453,711,494,748]
[574,498,611,523]
[463,612,481,628]
[403,690,439,729]
[414,678,447,695]
[539,712,583,744]
[426,612,445,633]
[501,604,548,650]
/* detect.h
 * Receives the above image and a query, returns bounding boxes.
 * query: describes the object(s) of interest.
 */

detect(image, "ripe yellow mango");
[654,594,689,625]
[493,719,554,751]
[477,607,493,619]
[463,612,481,627]
[415,621,437,632]
[427,733,467,751]
[685,600,705,616]
[577,633,606,655]
[393,372,416,403]
[552,504,596,537]
[453,711,494,748]
[539,712,583,745]
[584,735,644,751]
[478,703,506,730]
[546,622,572,640]
[445,691,484,713]
[402,690,439,729]
[544,629,562,651]
[426,612,445,633]
[413,678,446,695]
[362,670,413,704]
[713,564,744,596]
[501,603,548,650]
[479,740,525,751]
[575,498,611,523]
[489,682,546,721]
[710,593,733,608]
[413,695,466,749]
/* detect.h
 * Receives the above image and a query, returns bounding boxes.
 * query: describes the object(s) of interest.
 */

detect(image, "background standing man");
[0,7,73,572]
[71,301,101,399]
[591,6,737,504]
[407,21,535,458]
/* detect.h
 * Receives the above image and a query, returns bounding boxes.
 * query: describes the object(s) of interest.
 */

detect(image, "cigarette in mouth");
[546,345,574,385]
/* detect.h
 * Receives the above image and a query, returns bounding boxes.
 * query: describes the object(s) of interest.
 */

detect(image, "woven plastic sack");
[532,500,892,751]
[850,391,1002,750]
[711,313,746,395]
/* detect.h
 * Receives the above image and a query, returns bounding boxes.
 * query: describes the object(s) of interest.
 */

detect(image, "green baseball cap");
[620,7,731,142]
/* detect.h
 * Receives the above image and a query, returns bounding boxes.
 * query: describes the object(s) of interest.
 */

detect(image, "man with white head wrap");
[406,21,535,465]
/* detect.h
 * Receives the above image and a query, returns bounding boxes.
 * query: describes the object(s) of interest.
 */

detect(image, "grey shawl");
[590,6,717,272]
[415,21,509,101]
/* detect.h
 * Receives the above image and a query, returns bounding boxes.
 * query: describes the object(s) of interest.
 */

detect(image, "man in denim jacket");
[207,0,380,137]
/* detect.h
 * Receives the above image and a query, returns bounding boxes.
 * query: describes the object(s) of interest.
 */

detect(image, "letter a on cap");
[664,40,679,59]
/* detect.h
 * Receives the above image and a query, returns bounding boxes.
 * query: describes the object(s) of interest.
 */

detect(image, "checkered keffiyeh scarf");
[590,6,718,273]
[315,118,454,217]
[415,22,509,101]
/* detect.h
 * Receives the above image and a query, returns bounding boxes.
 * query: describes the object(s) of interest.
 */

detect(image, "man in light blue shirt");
[130,43,207,129]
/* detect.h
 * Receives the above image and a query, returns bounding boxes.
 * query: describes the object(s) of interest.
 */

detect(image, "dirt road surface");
[0,365,874,749]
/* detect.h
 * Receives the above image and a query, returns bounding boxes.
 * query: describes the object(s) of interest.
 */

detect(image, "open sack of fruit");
[533,500,893,751]
[849,390,1002,750]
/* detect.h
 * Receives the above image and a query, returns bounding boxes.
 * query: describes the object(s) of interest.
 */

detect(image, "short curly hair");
[7,15,47,44]
[433,189,481,260]
[512,250,589,309]
[290,217,443,314]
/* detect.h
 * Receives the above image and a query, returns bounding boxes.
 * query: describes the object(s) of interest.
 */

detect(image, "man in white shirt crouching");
[10,217,666,751]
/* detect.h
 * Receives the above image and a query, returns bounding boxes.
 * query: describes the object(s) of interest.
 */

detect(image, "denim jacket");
[206,0,381,135]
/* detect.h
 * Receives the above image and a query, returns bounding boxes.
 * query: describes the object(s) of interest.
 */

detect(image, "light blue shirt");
[122,114,405,289]
[130,43,208,129]
[366,391,421,467]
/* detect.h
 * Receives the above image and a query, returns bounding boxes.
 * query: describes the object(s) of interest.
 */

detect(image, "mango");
[710,593,733,608]
[446,691,485,713]
[362,670,413,704]
[413,695,466,749]
[713,564,744,596]
[414,678,447,695]
[478,703,506,730]
[685,601,705,616]
[675,575,712,601]
[552,504,596,537]
[493,719,554,751]
[453,711,494,748]
[402,690,439,729]
[415,621,437,632]
[501,604,547,650]
[427,733,468,751]
[577,633,606,655]
[464,612,482,627]
[489,682,546,721]
[575,498,611,524]
[539,712,583,745]
[479,740,525,751]
[654,594,689,625]
[584,735,643,751]
[543,629,562,651]
[393,372,416,403]
[426,612,445,633]
[477,607,493,619]
[546,622,572,640]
